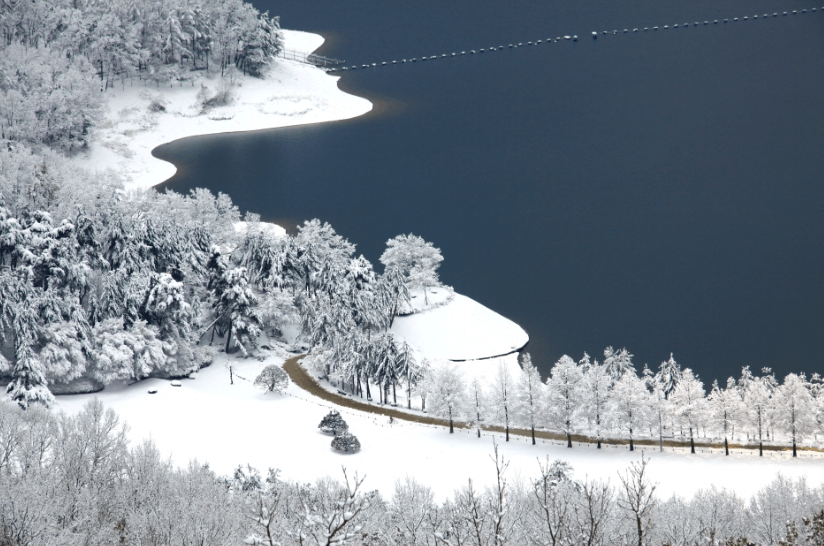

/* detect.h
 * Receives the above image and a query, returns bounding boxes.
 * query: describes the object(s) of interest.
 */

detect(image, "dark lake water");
[156,0,824,384]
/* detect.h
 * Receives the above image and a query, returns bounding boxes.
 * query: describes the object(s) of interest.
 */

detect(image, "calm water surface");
[157,0,824,382]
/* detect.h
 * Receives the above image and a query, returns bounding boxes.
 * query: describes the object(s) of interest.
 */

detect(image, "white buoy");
[644,27,648,31]
[573,35,578,40]
[382,62,386,65]
[442,54,446,57]
[783,12,787,15]
[362,64,367,68]
[564,35,571,40]
[528,41,532,45]
[743,16,747,20]
[452,52,456,56]
[653,26,658,30]
[704,21,708,24]
[633,28,638,32]
[754,14,758,18]
[537,40,542,43]
[519,42,523,46]
[694,22,699,25]
[393,60,396,64]
[664,25,668,29]
[733,17,738,21]
[714,20,718,23]
[592,32,598,38]
[674,23,679,27]
[509,44,513,47]
[793,10,797,14]
[624,28,628,32]
[724,19,728,22]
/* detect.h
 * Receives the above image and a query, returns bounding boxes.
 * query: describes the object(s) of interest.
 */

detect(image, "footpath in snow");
[55,352,824,503]
[74,30,372,191]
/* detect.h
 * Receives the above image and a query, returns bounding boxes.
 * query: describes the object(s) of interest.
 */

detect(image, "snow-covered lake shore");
[74,30,372,192]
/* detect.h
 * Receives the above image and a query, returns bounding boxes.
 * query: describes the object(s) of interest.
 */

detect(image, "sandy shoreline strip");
[74,29,373,192]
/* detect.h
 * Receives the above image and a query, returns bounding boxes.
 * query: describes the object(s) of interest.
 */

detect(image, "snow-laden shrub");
[254,365,288,393]
[318,410,348,435]
[331,431,360,454]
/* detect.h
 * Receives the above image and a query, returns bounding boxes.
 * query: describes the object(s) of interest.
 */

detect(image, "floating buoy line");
[323,7,821,72]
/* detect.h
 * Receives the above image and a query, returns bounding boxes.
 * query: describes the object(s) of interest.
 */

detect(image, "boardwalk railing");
[278,48,345,67]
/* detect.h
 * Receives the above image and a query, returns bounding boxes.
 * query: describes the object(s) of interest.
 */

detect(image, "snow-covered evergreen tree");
[581,358,611,449]
[707,377,741,455]
[545,355,584,448]
[490,359,514,441]
[427,361,466,433]
[671,368,705,454]
[775,373,816,457]
[603,346,635,384]
[515,352,542,445]
[656,353,682,400]
[379,234,443,305]
[466,376,488,438]
[610,371,648,451]
[740,366,771,456]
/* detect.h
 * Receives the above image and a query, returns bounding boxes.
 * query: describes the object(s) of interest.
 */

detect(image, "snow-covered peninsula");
[75,30,372,191]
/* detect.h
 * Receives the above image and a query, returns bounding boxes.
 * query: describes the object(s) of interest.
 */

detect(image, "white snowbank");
[55,354,824,503]
[74,29,372,192]
[391,292,529,361]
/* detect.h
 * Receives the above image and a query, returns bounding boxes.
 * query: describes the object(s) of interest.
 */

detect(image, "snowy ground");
[55,353,824,503]
[73,30,372,191]
[391,291,529,361]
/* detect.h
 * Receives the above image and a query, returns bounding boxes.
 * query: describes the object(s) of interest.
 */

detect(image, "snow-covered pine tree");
[707,377,741,455]
[656,353,682,400]
[5,343,54,409]
[427,361,467,433]
[375,265,410,329]
[648,377,670,452]
[670,368,705,454]
[466,376,488,438]
[603,346,635,385]
[775,373,816,457]
[610,370,649,451]
[209,264,261,356]
[490,359,514,441]
[379,234,443,305]
[545,355,584,448]
[740,366,770,456]
[581,357,611,449]
[515,352,542,445]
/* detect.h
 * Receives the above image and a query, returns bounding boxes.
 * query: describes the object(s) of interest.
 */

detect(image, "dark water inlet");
[156,0,824,383]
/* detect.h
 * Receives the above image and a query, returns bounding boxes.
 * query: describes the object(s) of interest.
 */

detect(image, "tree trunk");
[505,406,509,442]
[224,323,232,353]
[531,426,535,445]
[449,407,454,434]
[793,439,797,458]
[759,441,763,457]
[629,437,634,452]
[393,382,397,404]
[724,437,729,456]
[229,365,233,385]
[567,432,572,448]
[690,427,695,454]
[365,381,372,401]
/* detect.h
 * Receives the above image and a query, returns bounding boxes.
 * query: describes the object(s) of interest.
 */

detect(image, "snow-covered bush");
[331,431,361,453]
[318,410,348,435]
[253,365,288,393]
